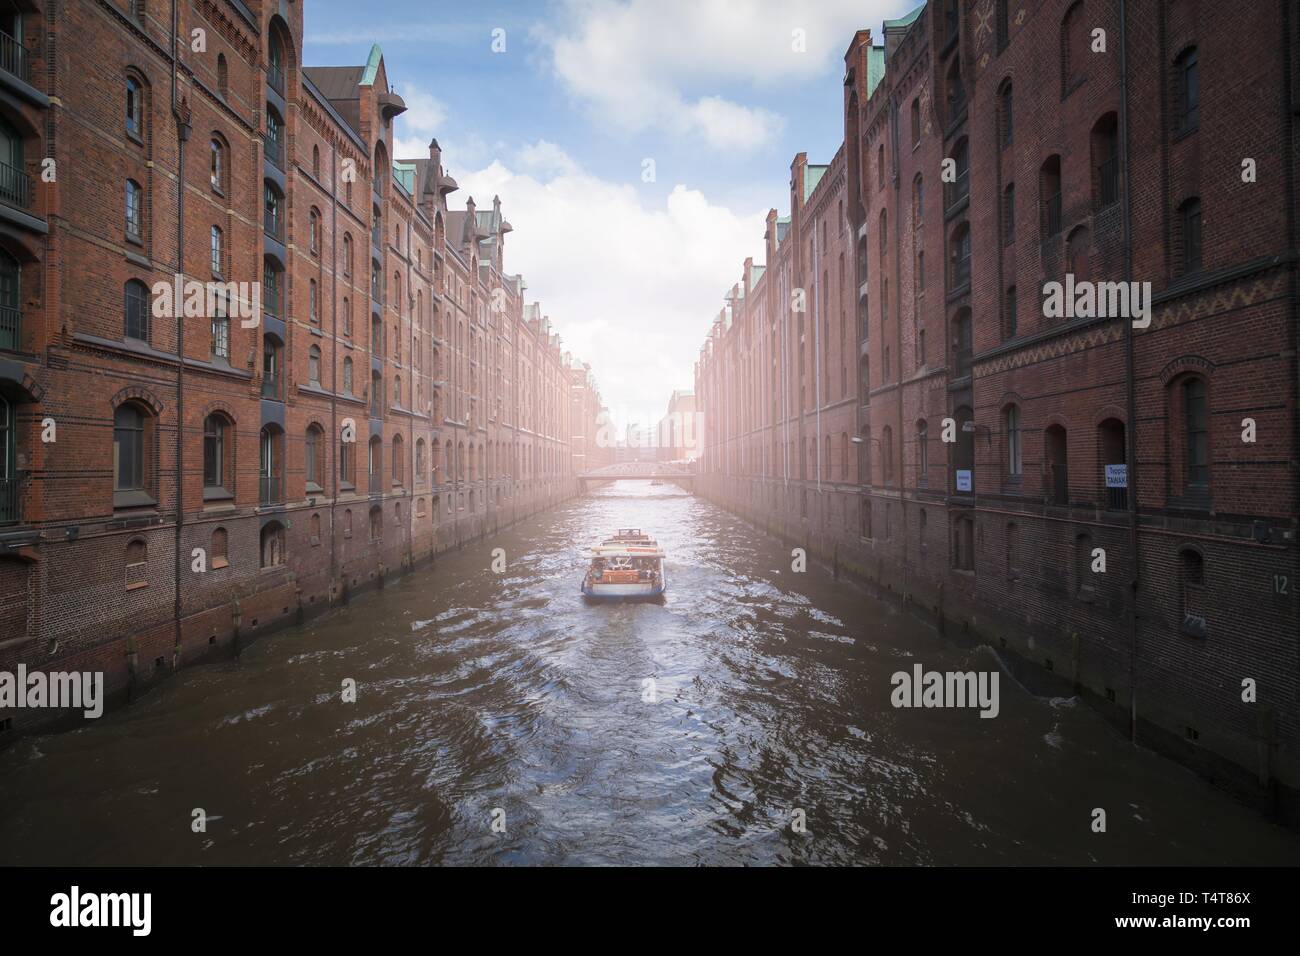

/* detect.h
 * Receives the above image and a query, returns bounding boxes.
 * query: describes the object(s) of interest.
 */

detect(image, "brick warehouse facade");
[697,0,1300,819]
[0,0,606,737]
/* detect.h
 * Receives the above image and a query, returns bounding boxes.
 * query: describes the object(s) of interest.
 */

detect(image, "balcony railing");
[264,134,283,170]
[1043,193,1062,236]
[945,169,969,210]
[954,347,972,379]
[0,476,19,524]
[0,31,30,84]
[1098,157,1120,207]
[0,305,19,351]
[950,254,971,290]
[0,159,30,209]
[267,63,285,96]
[259,475,281,505]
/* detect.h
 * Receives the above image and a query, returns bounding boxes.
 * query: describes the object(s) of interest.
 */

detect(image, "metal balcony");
[0,159,30,209]
[0,305,19,351]
[0,31,29,84]
[0,476,19,524]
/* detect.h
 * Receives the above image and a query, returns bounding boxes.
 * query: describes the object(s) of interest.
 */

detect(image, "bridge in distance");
[577,461,696,491]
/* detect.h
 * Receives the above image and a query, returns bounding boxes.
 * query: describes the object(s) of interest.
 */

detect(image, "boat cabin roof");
[589,544,665,558]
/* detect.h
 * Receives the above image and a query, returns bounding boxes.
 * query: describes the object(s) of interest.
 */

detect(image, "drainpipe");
[1119,0,1142,743]
[170,0,191,675]
[891,88,906,600]
[329,142,338,595]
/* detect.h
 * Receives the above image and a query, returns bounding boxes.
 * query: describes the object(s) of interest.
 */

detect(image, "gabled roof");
[302,65,364,136]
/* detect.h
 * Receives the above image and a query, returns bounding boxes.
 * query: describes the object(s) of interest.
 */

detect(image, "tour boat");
[581,529,667,600]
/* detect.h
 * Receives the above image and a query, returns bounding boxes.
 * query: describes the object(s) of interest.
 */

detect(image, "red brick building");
[698,0,1300,818]
[0,0,603,736]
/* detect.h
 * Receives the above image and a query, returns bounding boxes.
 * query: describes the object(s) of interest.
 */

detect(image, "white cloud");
[539,0,902,150]
[391,83,449,161]
[455,144,767,423]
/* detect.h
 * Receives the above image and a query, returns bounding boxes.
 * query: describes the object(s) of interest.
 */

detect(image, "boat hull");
[581,581,666,600]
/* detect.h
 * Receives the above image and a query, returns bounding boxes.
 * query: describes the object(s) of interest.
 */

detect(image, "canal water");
[2,482,1298,865]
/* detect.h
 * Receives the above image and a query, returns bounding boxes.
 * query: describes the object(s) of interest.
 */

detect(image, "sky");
[304,0,914,432]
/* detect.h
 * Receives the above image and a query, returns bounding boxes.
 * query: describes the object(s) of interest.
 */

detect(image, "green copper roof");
[803,164,829,202]
[393,161,416,193]
[884,4,924,29]
[360,44,383,86]
[866,45,886,97]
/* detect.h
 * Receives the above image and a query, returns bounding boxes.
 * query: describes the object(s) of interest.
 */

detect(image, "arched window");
[125,76,143,138]
[124,279,149,341]
[1045,424,1069,505]
[877,142,885,189]
[263,181,283,239]
[1099,417,1127,510]
[210,289,229,360]
[1179,547,1206,636]
[265,105,284,169]
[0,117,22,208]
[308,344,321,385]
[267,32,286,95]
[210,225,223,275]
[261,333,282,399]
[312,145,321,179]
[1040,155,1062,236]
[211,527,228,568]
[367,435,382,493]
[1061,1,1088,94]
[945,55,965,124]
[945,138,969,210]
[1175,46,1199,134]
[343,233,353,277]
[392,434,404,485]
[1091,112,1119,207]
[951,405,974,494]
[1004,405,1022,477]
[209,138,224,192]
[369,504,382,541]
[416,438,426,479]
[948,223,971,291]
[1179,375,1210,497]
[370,369,382,415]
[310,512,321,545]
[202,413,231,493]
[113,403,148,498]
[125,179,143,240]
[339,431,355,487]
[309,208,321,255]
[260,521,285,568]
[125,537,147,588]
[910,97,920,146]
[881,425,894,485]
[913,174,924,226]
[305,424,323,490]
[342,356,354,395]
[262,257,282,318]
[259,425,282,504]
[342,296,351,337]
[217,54,228,98]
[1067,226,1091,282]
